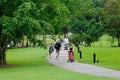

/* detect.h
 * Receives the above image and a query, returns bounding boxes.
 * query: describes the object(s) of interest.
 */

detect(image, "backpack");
[49,46,54,52]
[54,43,59,49]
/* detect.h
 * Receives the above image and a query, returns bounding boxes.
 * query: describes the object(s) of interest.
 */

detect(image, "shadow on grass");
[0,64,20,68]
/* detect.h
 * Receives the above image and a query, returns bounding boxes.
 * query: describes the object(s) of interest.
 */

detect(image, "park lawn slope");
[0,48,116,80]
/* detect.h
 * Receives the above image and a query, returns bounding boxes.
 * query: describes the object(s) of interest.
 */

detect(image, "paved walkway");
[47,46,120,79]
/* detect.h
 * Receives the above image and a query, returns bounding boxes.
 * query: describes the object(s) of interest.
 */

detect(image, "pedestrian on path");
[54,40,61,58]
[48,43,54,59]
[63,37,69,50]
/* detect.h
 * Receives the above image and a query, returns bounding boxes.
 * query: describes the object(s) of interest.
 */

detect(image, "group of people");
[48,40,61,59]
[48,38,74,60]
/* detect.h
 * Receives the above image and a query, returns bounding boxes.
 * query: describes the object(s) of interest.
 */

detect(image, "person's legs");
[56,49,59,58]
[49,54,51,59]
[49,51,52,59]
[57,50,60,57]
[49,52,51,59]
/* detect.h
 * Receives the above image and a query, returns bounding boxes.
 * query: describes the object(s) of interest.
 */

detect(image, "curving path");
[47,46,120,79]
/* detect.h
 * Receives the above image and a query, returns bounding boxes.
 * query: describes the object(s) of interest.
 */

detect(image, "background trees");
[104,0,120,47]
[67,0,105,47]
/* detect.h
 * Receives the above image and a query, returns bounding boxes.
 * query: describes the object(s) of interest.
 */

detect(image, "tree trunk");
[85,42,91,47]
[0,51,7,65]
[92,43,94,47]
[21,38,25,47]
[118,35,120,47]
[64,33,67,38]
[26,37,29,47]
[42,34,45,43]
[42,34,46,45]
[58,34,61,38]
[0,33,8,65]
[0,40,8,65]
[111,36,114,47]
[0,18,7,65]
[76,45,80,53]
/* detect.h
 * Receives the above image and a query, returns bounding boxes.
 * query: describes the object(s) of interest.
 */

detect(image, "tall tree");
[68,0,105,46]
[0,0,70,65]
[105,0,120,47]
[0,0,23,65]
[0,0,43,65]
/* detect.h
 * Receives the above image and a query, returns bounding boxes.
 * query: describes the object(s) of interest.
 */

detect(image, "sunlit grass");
[92,34,118,47]
[75,35,120,70]
[0,48,116,80]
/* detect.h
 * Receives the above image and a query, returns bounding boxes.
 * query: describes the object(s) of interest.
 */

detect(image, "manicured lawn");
[74,34,120,70]
[0,48,116,80]
[75,46,120,70]
[91,34,118,47]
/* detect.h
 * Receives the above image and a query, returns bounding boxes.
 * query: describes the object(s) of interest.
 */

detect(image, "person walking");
[63,37,69,50]
[54,41,61,58]
[48,43,54,59]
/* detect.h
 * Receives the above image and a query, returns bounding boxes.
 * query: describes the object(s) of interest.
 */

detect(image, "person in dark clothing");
[54,41,61,58]
[48,43,54,59]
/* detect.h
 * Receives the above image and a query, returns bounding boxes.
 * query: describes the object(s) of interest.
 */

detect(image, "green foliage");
[0,0,70,40]
[69,34,82,47]
[0,16,12,35]
[104,0,120,46]
[67,0,105,46]
[39,20,54,34]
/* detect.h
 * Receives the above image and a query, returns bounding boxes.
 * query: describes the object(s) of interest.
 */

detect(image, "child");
[48,43,54,59]
[68,44,74,62]
[68,43,73,51]
[68,47,74,62]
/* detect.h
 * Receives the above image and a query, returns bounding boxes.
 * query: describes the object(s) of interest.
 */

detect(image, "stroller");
[67,50,75,62]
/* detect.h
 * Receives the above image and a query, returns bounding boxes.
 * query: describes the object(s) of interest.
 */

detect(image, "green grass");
[74,34,120,70]
[75,46,120,70]
[92,34,118,47]
[0,48,116,80]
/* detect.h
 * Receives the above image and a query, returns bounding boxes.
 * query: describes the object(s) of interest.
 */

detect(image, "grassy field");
[74,34,120,70]
[91,34,118,47]
[0,48,116,80]
[74,47,120,70]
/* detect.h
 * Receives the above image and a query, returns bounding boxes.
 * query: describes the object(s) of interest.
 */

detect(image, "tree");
[0,0,70,65]
[105,0,120,47]
[0,0,44,65]
[0,0,23,65]
[68,0,105,47]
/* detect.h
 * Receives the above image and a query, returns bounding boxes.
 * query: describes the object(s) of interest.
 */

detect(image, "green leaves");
[0,0,71,41]
[0,16,12,35]
[105,0,120,28]
[104,0,120,46]
[67,0,105,46]
[14,1,37,18]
